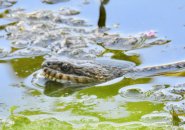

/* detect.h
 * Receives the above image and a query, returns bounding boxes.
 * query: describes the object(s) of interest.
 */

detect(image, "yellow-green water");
[1,0,185,129]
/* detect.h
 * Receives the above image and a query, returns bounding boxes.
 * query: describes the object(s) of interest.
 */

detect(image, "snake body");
[42,59,185,84]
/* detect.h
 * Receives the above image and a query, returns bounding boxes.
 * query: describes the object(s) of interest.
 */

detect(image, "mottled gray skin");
[42,59,127,83]
[42,59,185,84]
[129,60,185,75]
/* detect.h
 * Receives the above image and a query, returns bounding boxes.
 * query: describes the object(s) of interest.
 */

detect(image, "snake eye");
[61,63,70,72]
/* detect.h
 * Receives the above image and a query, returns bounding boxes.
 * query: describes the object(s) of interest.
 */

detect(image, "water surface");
[1,0,185,129]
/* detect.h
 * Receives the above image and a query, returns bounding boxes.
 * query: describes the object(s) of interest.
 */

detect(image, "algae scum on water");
[1,0,185,129]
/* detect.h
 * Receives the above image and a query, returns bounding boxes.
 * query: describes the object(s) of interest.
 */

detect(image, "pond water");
[1,0,185,129]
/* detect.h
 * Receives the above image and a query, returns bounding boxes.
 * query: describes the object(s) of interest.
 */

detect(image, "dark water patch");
[44,81,79,97]
[43,81,94,97]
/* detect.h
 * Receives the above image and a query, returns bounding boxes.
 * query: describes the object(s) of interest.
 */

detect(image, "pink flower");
[144,30,157,38]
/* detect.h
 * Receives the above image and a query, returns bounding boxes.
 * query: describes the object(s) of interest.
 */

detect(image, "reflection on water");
[44,81,88,97]
[98,0,109,28]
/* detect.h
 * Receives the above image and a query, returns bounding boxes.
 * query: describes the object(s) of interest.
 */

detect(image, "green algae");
[1,106,72,130]
[77,78,151,98]
[2,118,72,130]
[27,89,42,96]
[54,99,163,123]
[124,102,164,121]
[1,117,180,130]
[161,70,185,77]
[98,48,141,65]
[10,56,44,78]
[18,110,49,116]
[1,103,167,130]
[0,21,17,30]
[0,10,9,18]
